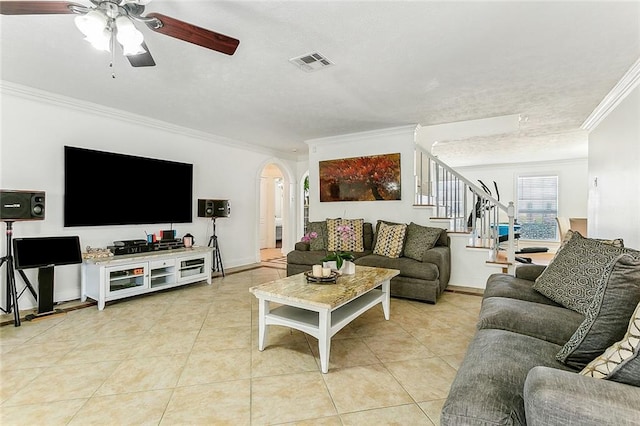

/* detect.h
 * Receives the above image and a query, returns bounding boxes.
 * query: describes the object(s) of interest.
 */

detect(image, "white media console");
[81,246,213,310]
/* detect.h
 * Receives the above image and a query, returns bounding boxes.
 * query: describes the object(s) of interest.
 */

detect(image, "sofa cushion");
[580,301,640,386]
[514,264,547,282]
[532,232,639,315]
[436,226,449,247]
[373,220,406,255]
[287,249,372,267]
[525,366,640,426]
[306,221,327,251]
[556,254,640,369]
[355,254,439,281]
[478,297,584,346]
[286,249,328,266]
[441,329,573,426]
[484,273,563,307]
[373,222,407,258]
[403,222,444,261]
[326,218,364,252]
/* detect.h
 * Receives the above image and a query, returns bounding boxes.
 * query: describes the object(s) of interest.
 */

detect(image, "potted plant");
[322,251,355,273]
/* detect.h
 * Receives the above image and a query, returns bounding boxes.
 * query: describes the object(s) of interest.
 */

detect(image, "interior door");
[259,177,268,249]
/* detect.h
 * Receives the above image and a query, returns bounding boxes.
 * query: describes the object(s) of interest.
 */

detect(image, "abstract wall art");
[319,153,401,202]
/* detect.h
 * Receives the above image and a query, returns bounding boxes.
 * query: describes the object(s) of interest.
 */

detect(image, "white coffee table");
[249,265,400,373]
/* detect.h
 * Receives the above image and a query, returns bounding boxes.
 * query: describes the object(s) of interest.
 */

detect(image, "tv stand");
[81,246,213,310]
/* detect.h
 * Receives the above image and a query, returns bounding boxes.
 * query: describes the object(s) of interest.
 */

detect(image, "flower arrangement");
[337,224,354,244]
[301,231,318,243]
[322,224,355,270]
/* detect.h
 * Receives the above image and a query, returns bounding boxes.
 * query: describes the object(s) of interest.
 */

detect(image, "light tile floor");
[0,266,482,425]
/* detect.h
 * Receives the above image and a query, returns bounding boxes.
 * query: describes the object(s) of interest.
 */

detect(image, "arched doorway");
[300,171,309,235]
[259,163,286,261]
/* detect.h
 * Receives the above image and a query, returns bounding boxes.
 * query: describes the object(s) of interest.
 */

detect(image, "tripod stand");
[0,221,37,327]
[207,217,225,277]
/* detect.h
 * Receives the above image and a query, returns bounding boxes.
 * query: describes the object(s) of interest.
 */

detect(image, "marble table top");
[249,265,400,309]
[82,246,212,265]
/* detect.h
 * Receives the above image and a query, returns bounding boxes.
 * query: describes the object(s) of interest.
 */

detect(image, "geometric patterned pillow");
[373,222,407,258]
[373,220,406,255]
[403,222,443,261]
[326,218,364,252]
[579,302,640,386]
[555,254,640,369]
[557,229,624,254]
[532,231,639,315]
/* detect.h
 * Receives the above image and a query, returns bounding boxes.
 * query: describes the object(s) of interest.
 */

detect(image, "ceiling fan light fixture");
[115,16,145,55]
[85,29,111,52]
[74,10,108,37]
[121,42,145,56]
[75,9,111,52]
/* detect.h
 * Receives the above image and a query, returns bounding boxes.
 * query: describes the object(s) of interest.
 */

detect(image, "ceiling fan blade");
[0,1,82,14]
[126,42,156,67]
[145,12,239,56]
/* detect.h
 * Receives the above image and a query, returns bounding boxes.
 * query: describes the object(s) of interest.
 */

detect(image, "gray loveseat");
[286,219,450,303]
[442,231,640,425]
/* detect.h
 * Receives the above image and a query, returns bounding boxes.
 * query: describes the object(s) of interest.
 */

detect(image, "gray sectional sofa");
[442,231,640,425]
[286,219,450,303]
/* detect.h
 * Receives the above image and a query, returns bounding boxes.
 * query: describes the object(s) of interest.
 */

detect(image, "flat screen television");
[13,236,82,270]
[64,146,193,227]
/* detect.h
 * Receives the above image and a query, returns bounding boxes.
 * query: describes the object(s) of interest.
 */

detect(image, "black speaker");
[0,190,45,221]
[198,199,230,218]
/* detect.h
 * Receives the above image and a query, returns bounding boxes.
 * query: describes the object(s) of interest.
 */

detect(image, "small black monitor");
[13,236,82,270]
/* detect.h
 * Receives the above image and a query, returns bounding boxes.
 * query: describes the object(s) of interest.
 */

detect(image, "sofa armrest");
[524,366,640,426]
[422,246,451,286]
[515,264,546,281]
[294,242,310,251]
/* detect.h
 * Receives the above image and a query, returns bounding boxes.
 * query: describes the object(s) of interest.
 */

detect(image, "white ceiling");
[1,0,639,165]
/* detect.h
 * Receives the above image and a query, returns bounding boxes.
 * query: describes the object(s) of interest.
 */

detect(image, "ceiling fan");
[0,0,240,67]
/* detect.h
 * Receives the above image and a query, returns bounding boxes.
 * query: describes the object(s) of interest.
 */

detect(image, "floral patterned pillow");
[326,218,364,252]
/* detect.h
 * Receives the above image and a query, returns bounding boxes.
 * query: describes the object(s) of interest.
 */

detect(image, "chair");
[569,218,588,237]
[556,217,571,240]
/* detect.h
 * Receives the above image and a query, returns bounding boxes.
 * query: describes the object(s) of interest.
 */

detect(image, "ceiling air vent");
[289,52,334,72]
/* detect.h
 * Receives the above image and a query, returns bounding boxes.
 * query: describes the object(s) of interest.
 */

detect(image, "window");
[516,175,558,240]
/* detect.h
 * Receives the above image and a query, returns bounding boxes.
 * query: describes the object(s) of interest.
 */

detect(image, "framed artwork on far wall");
[319,153,401,202]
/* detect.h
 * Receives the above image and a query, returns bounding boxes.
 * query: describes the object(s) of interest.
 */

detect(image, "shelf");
[110,274,144,282]
[82,247,213,310]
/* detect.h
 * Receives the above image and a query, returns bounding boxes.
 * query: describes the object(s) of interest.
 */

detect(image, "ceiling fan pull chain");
[110,28,116,79]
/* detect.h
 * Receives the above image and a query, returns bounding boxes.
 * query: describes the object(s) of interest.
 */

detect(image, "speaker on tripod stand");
[0,190,46,326]
[197,199,230,277]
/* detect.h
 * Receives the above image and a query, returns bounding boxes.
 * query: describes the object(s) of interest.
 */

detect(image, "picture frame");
[319,153,401,202]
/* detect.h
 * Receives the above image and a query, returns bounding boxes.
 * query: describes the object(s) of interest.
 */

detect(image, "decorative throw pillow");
[326,218,364,252]
[532,232,639,315]
[557,229,624,254]
[403,223,444,261]
[556,254,640,369]
[373,222,407,258]
[306,221,327,251]
[580,302,640,386]
[373,220,405,256]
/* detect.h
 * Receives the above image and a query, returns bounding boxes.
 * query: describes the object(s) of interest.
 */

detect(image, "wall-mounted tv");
[64,146,193,227]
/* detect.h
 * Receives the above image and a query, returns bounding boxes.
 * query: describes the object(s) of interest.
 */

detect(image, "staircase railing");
[414,145,516,271]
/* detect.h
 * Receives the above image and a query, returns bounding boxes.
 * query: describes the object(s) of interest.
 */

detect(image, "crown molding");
[581,57,640,131]
[304,124,418,146]
[0,81,299,161]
